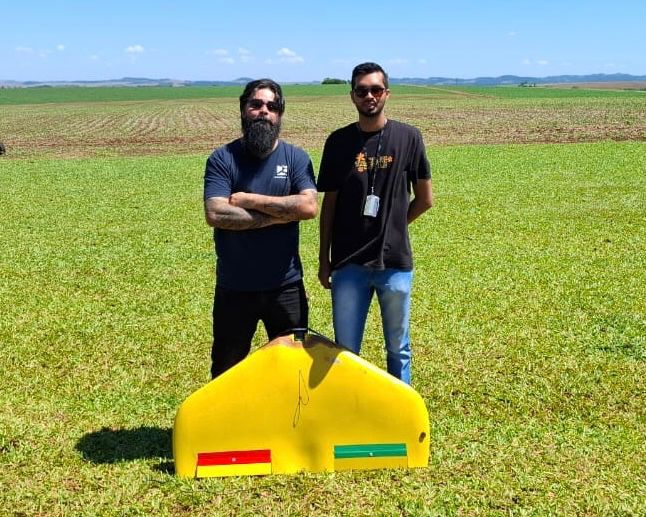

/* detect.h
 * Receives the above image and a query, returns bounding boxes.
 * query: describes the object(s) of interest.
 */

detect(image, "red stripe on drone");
[197,449,271,466]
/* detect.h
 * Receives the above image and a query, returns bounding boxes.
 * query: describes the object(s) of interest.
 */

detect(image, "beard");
[241,116,281,159]
[357,101,385,118]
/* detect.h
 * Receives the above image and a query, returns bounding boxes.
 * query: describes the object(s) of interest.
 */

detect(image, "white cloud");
[388,58,409,65]
[277,48,297,57]
[508,31,517,37]
[418,58,428,65]
[90,54,100,61]
[125,45,145,54]
[276,47,304,64]
[522,58,550,67]
[238,48,253,63]
[16,44,65,58]
[207,49,236,64]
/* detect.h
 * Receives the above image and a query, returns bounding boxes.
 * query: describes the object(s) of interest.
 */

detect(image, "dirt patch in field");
[1,96,644,160]
[545,82,646,91]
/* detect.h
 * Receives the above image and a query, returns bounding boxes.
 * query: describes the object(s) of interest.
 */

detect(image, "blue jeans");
[331,264,413,384]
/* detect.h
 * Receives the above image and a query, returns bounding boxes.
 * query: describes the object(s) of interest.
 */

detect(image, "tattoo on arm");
[260,190,318,221]
[205,197,277,230]
[265,197,300,218]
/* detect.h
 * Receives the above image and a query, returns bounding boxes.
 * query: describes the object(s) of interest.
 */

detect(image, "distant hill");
[1,73,645,88]
[390,73,646,86]
[0,77,250,88]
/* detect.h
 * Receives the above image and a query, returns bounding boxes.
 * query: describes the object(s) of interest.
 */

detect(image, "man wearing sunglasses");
[204,79,317,379]
[317,62,433,385]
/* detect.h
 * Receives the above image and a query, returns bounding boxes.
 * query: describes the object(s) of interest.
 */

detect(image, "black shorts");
[210,280,308,378]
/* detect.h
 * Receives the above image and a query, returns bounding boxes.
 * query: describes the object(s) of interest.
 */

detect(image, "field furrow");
[1,88,643,159]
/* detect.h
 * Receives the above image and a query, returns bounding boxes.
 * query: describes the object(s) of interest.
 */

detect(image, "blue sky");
[2,1,644,82]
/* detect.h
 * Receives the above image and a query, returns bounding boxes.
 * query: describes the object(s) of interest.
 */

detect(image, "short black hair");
[351,62,389,90]
[239,78,285,114]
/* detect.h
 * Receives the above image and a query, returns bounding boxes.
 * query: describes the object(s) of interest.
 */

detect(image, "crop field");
[1,85,644,159]
[545,82,646,91]
[1,85,645,515]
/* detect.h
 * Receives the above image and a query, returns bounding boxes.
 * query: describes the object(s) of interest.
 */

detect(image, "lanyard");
[363,128,384,195]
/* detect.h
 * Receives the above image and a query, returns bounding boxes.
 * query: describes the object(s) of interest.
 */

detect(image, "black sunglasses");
[353,86,386,98]
[247,99,282,113]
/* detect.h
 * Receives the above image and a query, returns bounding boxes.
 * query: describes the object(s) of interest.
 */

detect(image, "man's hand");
[230,190,317,222]
[229,192,255,210]
[318,260,332,289]
[204,197,278,230]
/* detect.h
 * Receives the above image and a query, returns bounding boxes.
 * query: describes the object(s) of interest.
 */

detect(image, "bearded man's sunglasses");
[353,86,387,98]
[247,99,282,113]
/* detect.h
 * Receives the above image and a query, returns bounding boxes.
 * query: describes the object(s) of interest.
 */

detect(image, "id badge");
[363,194,380,217]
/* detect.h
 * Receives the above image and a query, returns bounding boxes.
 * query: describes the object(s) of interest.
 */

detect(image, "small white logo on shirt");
[275,165,288,178]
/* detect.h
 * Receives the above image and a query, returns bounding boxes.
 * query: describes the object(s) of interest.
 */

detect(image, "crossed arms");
[205,189,318,230]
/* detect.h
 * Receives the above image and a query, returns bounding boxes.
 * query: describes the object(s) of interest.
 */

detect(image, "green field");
[1,86,645,515]
[2,83,644,106]
[0,84,449,105]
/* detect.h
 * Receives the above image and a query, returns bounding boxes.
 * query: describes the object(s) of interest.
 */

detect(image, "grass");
[1,83,644,106]
[0,85,244,105]
[0,83,445,106]
[1,141,644,515]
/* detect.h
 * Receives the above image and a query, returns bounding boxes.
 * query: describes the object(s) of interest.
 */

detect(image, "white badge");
[363,194,380,217]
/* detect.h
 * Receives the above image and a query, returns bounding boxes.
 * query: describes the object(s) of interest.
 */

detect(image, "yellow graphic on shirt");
[355,152,394,174]
[355,152,368,173]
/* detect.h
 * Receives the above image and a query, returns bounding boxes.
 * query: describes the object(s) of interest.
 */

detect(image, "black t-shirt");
[317,120,431,271]
[204,139,316,291]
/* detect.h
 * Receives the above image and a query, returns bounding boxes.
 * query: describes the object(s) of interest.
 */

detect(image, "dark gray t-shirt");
[204,139,316,291]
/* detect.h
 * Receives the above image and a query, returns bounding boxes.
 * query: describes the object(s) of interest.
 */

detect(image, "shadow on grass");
[76,426,173,465]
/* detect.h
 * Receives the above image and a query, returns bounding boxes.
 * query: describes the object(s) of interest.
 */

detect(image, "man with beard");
[204,78,317,378]
[316,62,433,385]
